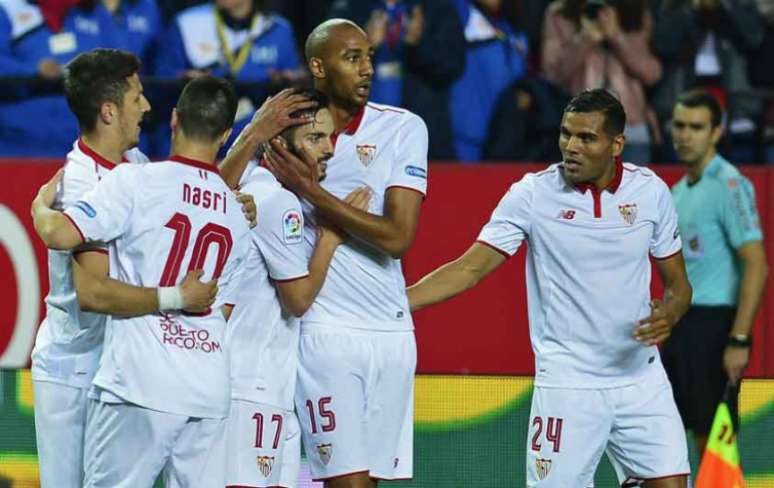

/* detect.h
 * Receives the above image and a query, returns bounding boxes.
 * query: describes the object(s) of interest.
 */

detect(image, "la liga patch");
[282,210,303,244]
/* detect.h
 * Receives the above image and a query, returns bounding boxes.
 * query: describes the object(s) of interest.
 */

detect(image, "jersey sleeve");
[476,174,534,257]
[62,164,136,244]
[386,113,429,196]
[250,187,309,281]
[720,175,763,248]
[59,159,108,253]
[650,178,682,259]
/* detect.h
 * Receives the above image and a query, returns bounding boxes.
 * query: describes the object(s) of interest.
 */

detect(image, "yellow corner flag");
[695,401,745,487]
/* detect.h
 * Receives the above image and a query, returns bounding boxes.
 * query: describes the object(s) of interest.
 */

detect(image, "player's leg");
[33,380,88,488]
[661,307,736,457]
[163,415,227,488]
[223,399,293,487]
[367,331,416,482]
[295,327,370,484]
[606,371,690,488]
[525,386,612,487]
[83,399,185,488]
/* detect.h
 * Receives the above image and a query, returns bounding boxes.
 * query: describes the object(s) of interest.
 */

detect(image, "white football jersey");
[63,156,250,418]
[228,163,308,409]
[477,162,682,388]
[302,103,429,331]
[31,139,148,388]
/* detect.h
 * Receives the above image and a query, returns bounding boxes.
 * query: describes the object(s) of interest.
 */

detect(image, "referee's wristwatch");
[728,334,752,348]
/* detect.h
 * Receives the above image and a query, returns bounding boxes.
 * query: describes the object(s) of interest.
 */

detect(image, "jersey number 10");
[159,212,234,287]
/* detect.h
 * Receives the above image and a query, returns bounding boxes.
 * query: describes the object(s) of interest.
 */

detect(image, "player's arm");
[31,169,84,250]
[731,240,769,339]
[275,226,342,317]
[73,252,216,315]
[635,252,692,346]
[407,242,507,312]
[219,89,317,189]
[275,188,371,316]
[265,140,422,258]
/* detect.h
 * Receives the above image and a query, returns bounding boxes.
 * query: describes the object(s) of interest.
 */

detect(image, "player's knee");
[324,472,376,488]
[642,474,687,488]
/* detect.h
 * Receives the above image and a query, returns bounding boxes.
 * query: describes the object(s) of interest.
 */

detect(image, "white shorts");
[224,399,301,488]
[83,399,226,488]
[295,326,416,481]
[526,371,690,487]
[33,380,89,488]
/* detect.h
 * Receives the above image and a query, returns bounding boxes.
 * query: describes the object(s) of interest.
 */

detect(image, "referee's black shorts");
[661,305,739,435]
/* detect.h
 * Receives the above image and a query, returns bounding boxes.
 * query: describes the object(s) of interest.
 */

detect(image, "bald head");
[305,18,366,61]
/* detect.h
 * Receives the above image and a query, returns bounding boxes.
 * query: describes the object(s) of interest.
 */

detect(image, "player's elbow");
[281,294,314,318]
[383,234,415,259]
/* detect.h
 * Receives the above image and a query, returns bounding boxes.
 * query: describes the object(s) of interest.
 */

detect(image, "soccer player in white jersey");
[224,90,371,488]
[221,19,428,488]
[31,76,250,488]
[407,89,693,488]
[29,48,218,488]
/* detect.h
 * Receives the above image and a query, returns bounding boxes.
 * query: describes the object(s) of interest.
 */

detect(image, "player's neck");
[686,149,716,184]
[329,103,362,134]
[592,160,618,191]
[80,132,124,165]
[170,139,218,166]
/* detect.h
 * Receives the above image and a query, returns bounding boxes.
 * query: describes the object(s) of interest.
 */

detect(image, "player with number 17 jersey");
[63,156,249,418]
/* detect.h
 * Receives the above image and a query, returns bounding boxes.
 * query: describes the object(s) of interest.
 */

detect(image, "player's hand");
[33,168,63,211]
[264,137,318,198]
[723,345,750,385]
[180,269,217,313]
[235,191,257,228]
[634,299,675,345]
[248,89,318,143]
[344,186,372,212]
[316,215,345,246]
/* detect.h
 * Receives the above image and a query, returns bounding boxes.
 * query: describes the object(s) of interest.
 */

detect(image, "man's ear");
[170,108,179,131]
[99,101,115,125]
[308,57,325,79]
[218,128,233,148]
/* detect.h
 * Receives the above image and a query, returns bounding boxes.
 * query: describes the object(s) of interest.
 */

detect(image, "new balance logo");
[557,209,576,220]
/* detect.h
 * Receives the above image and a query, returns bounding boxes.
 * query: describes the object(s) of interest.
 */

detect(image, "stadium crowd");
[1,0,774,162]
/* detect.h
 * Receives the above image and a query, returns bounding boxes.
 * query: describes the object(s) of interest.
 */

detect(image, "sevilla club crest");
[356,144,376,167]
[317,443,333,466]
[535,458,552,480]
[256,455,275,478]
[618,203,638,225]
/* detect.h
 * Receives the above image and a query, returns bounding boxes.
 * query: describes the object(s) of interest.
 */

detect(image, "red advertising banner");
[1,160,772,376]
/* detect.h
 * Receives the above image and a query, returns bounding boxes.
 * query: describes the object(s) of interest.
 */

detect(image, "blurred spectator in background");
[542,0,662,165]
[329,0,466,160]
[651,0,764,163]
[101,0,162,69]
[747,0,774,163]
[450,0,528,162]
[152,0,301,156]
[663,90,768,457]
[0,0,119,156]
[278,0,333,54]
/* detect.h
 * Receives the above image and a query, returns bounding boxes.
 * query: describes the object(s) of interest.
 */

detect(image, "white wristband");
[158,286,184,312]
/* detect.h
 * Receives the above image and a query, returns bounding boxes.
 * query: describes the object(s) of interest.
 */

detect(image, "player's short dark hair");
[564,89,626,137]
[176,76,238,142]
[280,89,330,145]
[675,90,723,127]
[63,49,141,132]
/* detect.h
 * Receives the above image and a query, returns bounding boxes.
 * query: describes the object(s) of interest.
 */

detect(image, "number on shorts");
[531,416,563,453]
[252,412,284,449]
[159,213,233,286]
[305,397,336,434]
